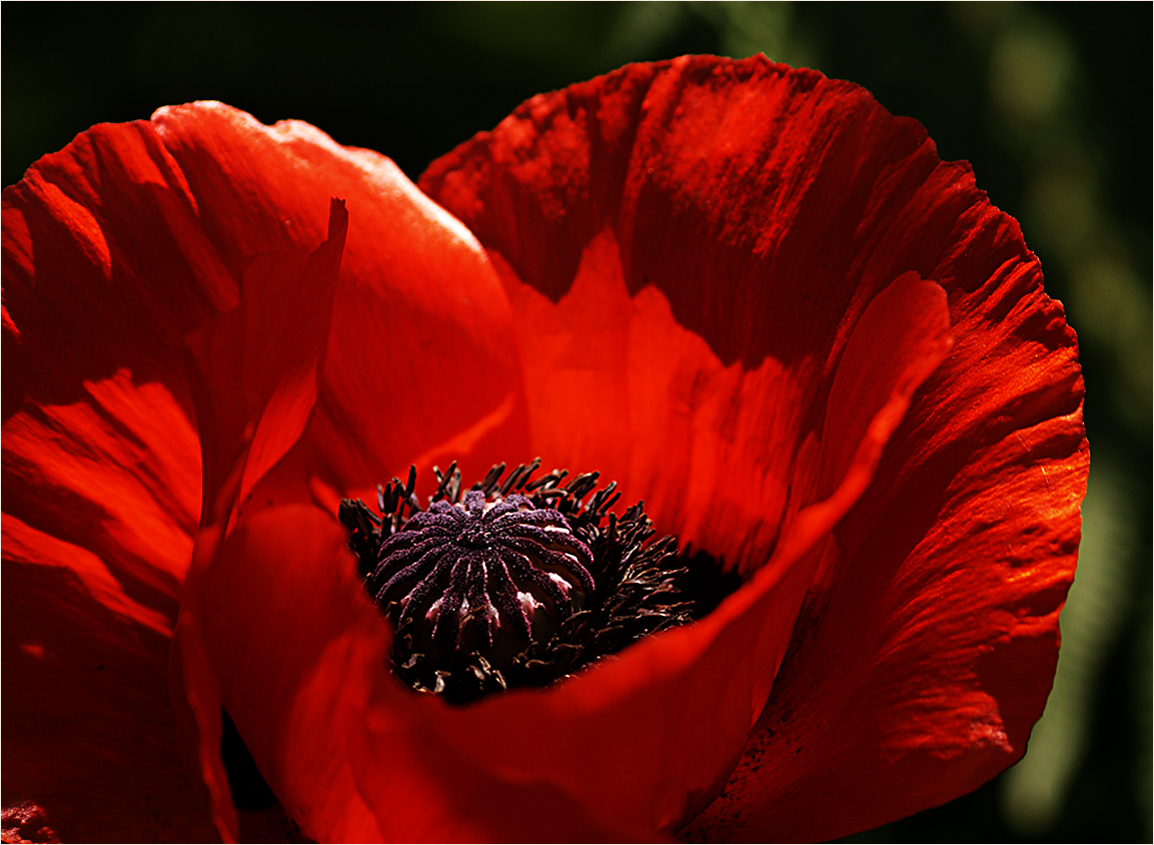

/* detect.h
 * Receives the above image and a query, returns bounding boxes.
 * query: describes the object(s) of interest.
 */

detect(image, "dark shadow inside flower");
[217,716,316,845]
[681,550,746,620]
[220,709,276,811]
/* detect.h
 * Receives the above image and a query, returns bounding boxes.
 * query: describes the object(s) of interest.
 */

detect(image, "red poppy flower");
[2,55,1086,842]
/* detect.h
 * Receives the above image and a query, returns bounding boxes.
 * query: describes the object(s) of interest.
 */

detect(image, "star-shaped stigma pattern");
[367,490,596,649]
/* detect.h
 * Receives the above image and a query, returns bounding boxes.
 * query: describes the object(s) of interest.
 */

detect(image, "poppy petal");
[3,122,221,839]
[181,197,348,527]
[2,116,229,609]
[686,244,1087,841]
[2,516,217,842]
[420,55,958,568]
[420,54,1085,836]
[133,103,527,839]
[0,107,356,841]
[1,376,209,840]
[3,103,528,845]
[150,103,529,506]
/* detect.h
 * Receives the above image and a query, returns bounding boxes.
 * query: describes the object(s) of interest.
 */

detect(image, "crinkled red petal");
[687,226,1087,841]
[421,54,1086,838]
[420,55,964,571]
[3,120,226,840]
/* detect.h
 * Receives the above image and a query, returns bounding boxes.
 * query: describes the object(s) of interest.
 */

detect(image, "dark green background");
[4,3,1150,841]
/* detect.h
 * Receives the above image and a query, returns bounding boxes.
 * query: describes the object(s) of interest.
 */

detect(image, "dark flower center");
[372,490,595,649]
[339,458,738,704]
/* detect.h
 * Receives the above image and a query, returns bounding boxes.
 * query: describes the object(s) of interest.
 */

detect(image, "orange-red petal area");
[421,54,1087,839]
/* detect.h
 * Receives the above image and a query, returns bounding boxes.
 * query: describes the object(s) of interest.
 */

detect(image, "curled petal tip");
[328,197,348,239]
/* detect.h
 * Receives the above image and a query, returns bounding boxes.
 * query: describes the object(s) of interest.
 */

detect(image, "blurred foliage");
[3,2,1150,841]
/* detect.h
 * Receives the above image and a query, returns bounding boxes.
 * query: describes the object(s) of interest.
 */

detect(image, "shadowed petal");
[2,519,217,842]
[687,224,1087,842]
[421,54,1086,837]
[3,119,226,839]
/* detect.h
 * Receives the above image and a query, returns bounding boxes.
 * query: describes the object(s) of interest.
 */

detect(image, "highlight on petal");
[421,54,1086,837]
[150,102,529,512]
